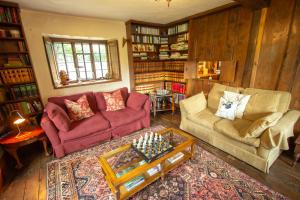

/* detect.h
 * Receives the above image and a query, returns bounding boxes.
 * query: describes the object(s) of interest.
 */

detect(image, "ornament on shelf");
[59,70,69,85]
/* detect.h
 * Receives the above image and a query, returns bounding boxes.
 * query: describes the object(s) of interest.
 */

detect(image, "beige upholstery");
[187,108,221,129]
[214,119,260,147]
[180,83,300,173]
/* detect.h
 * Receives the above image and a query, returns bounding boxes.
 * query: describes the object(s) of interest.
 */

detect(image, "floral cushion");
[64,95,95,121]
[103,90,125,111]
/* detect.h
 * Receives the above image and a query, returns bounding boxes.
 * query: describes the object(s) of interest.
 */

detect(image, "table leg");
[5,148,23,169]
[40,138,50,156]
[191,143,195,160]
[115,186,120,200]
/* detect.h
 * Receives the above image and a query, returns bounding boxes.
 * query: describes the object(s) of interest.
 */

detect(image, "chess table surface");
[99,127,196,200]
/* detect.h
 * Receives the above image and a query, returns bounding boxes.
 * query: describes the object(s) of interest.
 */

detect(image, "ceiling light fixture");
[155,0,172,7]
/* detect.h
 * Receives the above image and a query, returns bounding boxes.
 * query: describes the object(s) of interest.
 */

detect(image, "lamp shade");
[10,110,25,125]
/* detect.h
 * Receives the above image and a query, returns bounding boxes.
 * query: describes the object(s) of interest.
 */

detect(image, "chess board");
[132,134,174,163]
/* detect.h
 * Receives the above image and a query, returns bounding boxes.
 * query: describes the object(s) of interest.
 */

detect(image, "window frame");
[43,36,122,89]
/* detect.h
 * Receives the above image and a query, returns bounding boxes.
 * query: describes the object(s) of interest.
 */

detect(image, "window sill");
[53,78,122,89]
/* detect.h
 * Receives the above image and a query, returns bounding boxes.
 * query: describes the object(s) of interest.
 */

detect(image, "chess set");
[132,132,174,163]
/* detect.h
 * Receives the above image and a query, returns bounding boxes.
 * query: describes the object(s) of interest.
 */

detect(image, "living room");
[0,0,299,199]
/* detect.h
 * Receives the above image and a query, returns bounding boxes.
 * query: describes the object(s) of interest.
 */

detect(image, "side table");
[293,135,300,167]
[0,127,50,169]
[150,93,175,117]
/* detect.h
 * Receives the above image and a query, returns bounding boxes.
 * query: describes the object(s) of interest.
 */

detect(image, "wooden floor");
[0,111,299,200]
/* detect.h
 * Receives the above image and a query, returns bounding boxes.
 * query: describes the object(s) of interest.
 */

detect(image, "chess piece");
[133,139,137,146]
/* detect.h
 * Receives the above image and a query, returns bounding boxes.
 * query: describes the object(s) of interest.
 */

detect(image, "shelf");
[132,33,162,37]
[0,65,32,70]
[0,97,40,105]
[0,51,28,54]
[134,70,184,74]
[4,81,36,86]
[133,51,157,53]
[159,49,188,52]
[132,42,161,45]
[167,31,189,37]
[135,80,164,85]
[0,22,21,27]
[0,37,25,41]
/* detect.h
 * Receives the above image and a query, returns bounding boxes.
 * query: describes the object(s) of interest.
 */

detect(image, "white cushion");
[215,97,239,120]
[224,91,251,119]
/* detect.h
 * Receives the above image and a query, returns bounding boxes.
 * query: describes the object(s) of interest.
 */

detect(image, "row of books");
[132,44,156,52]
[133,61,164,73]
[132,35,165,44]
[164,61,185,72]
[0,28,21,38]
[135,72,185,84]
[1,100,43,117]
[170,52,188,60]
[2,55,30,67]
[135,82,164,94]
[11,83,38,100]
[168,23,189,35]
[170,42,188,51]
[0,7,18,23]
[0,68,35,84]
[133,25,160,35]
[177,33,189,42]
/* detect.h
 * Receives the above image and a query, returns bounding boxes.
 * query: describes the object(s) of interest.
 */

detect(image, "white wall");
[20,9,130,104]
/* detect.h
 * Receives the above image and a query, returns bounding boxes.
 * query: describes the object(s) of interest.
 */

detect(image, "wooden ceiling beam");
[233,0,270,10]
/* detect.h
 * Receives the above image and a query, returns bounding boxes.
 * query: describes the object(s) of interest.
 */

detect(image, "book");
[124,176,145,191]
[167,152,184,164]
[147,164,161,176]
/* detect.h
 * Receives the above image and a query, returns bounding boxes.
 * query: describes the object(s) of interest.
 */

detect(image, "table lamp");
[10,110,26,137]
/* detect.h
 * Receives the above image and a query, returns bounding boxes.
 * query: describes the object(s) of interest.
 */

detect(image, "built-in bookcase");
[0,1,43,128]
[126,20,188,103]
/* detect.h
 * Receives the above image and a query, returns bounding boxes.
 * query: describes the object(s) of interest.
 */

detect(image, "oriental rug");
[47,125,287,200]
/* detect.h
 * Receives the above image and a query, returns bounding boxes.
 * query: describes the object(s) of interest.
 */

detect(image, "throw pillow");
[64,95,95,121]
[224,91,251,119]
[242,112,283,138]
[127,92,148,111]
[45,102,71,132]
[181,92,207,115]
[103,89,125,111]
[215,97,239,120]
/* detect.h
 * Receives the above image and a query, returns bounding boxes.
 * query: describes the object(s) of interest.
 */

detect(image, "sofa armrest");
[180,92,207,115]
[143,97,151,114]
[40,112,61,146]
[260,110,300,149]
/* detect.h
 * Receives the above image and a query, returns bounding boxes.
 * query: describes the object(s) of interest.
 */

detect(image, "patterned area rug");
[47,126,287,200]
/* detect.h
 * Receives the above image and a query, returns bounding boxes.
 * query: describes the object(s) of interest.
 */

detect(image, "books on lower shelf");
[124,176,145,191]
[133,44,155,52]
[167,152,184,164]
[1,100,42,116]
[0,68,35,84]
[147,164,161,176]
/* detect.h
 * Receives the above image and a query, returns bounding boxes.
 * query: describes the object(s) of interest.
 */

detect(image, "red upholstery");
[58,113,110,142]
[127,92,149,111]
[45,102,71,132]
[102,108,146,127]
[41,87,150,158]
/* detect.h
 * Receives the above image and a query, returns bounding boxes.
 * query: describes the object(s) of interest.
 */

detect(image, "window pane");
[101,54,107,62]
[94,54,100,62]
[75,43,82,53]
[77,54,84,62]
[102,62,108,70]
[54,43,63,53]
[69,72,77,81]
[67,62,75,71]
[63,43,72,54]
[65,54,73,63]
[87,72,93,79]
[93,44,99,53]
[100,44,106,53]
[85,54,91,62]
[57,63,67,72]
[56,54,65,63]
[103,70,108,78]
[83,43,90,53]
[96,70,103,78]
[95,62,101,69]
[85,62,92,71]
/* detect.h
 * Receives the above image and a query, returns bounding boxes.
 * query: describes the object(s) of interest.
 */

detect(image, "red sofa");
[41,87,151,158]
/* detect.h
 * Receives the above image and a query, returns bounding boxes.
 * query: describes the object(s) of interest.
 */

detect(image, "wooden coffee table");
[99,128,195,200]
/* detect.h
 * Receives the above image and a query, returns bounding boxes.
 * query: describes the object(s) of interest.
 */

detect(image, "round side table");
[0,127,50,169]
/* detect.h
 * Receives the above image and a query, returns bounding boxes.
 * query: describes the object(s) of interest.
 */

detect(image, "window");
[44,37,121,88]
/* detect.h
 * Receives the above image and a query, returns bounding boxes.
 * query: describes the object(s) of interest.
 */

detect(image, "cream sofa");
[180,83,300,173]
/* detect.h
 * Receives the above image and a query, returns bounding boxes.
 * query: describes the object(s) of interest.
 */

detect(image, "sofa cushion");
[223,91,251,119]
[48,92,98,113]
[208,83,243,113]
[95,87,129,111]
[242,93,281,121]
[242,88,291,119]
[243,112,283,138]
[182,92,207,115]
[103,90,125,111]
[45,102,71,132]
[102,108,146,127]
[127,92,148,111]
[214,118,260,147]
[58,112,110,142]
[215,96,239,120]
[64,95,95,121]
[187,108,221,129]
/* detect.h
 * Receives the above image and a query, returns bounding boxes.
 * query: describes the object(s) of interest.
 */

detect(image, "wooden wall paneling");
[233,7,254,86]
[277,0,300,92]
[242,9,262,88]
[125,22,135,89]
[233,0,270,10]
[253,0,296,90]
[224,7,239,61]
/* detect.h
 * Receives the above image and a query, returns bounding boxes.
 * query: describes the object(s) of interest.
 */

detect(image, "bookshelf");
[0,1,43,129]
[126,20,189,102]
